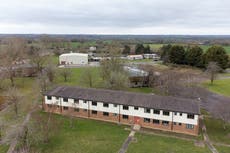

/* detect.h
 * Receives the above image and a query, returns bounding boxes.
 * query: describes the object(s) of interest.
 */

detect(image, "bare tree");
[37,72,51,93]
[206,62,221,84]
[27,46,47,73]
[59,68,72,82]
[6,87,22,117]
[1,38,27,86]
[44,62,57,82]
[81,67,94,87]
[213,102,230,130]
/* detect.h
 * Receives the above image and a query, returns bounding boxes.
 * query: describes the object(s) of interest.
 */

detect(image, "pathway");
[118,124,140,153]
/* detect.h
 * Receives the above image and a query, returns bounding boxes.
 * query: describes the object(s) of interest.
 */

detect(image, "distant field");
[146,43,230,54]
[203,79,230,97]
[34,113,129,153]
[215,145,230,153]
[126,133,211,153]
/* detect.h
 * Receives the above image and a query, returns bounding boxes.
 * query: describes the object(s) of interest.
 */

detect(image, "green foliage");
[169,45,186,64]
[135,44,145,54]
[160,44,172,63]
[122,45,131,55]
[204,46,229,69]
[185,46,204,67]
[203,79,230,96]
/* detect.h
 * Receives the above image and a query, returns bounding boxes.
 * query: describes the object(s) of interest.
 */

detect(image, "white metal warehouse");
[59,53,88,65]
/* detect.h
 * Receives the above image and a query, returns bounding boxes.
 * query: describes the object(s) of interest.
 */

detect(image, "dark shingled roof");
[45,86,200,114]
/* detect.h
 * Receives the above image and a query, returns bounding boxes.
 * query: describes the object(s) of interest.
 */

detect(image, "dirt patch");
[227,133,230,138]
[0,96,6,110]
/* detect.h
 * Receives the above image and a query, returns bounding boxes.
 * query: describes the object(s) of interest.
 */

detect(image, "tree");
[144,45,151,54]
[169,45,185,64]
[37,72,51,93]
[27,45,47,73]
[6,87,22,117]
[122,45,131,55]
[44,62,57,82]
[100,55,129,90]
[206,62,221,84]
[1,38,27,86]
[185,46,204,67]
[135,44,145,54]
[81,67,94,87]
[59,68,72,82]
[160,44,172,64]
[204,46,229,69]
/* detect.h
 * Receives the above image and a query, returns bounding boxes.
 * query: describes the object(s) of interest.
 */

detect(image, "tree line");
[160,44,230,69]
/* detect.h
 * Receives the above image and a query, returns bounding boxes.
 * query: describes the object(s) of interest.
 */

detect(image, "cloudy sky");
[0,0,230,35]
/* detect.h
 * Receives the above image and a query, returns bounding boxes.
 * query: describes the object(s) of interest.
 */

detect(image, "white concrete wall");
[45,96,198,125]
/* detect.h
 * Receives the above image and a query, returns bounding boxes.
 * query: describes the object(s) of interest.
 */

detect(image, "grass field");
[215,145,230,153]
[126,133,211,153]
[34,113,129,153]
[0,145,9,153]
[203,79,230,96]
[204,117,230,145]
[146,43,230,54]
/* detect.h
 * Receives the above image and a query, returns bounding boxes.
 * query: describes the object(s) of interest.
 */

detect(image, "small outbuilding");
[127,55,143,60]
[59,53,88,65]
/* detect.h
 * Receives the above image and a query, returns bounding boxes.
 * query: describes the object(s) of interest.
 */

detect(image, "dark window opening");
[153,119,160,124]
[103,112,109,116]
[74,99,79,104]
[144,118,150,123]
[63,106,68,110]
[122,115,129,119]
[92,110,97,114]
[103,103,109,107]
[74,108,79,112]
[92,102,97,106]
[134,106,139,110]
[47,96,52,100]
[162,121,169,126]
[144,108,150,113]
[163,111,170,116]
[123,105,129,110]
[187,114,195,119]
[63,98,68,102]
[154,110,160,114]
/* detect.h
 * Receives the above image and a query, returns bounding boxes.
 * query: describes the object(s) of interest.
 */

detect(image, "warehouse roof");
[45,86,200,114]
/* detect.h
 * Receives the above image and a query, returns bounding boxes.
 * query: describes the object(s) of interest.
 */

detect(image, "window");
[74,99,79,104]
[56,97,59,100]
[186,124,194,129]
[163,111,170,116]
[180,113,183,116]
[123,105,129,110]
[92,110,97,114]
[103,112,109,116]
[92,102,97,106]
[134,106,139,110]
[144,118,150,123]
[122,115,129,119]
[174,112,177,115]
[74,108,79,112]
[187,114,195,119]
[47,104,52,108]
[178,123,182,126]
[63,106,68,110]
[113,104,117,107]
[144,108,150,113]
[162,121,169,126]
[63,98,68,102]
[103,103,109,107]
[154,109,160,114]
[83,109,87,112]
[47,96,52,100]
[113,113,117,116]
[173,122,177,125]
[83,100,87,104]
[153,119,160,124]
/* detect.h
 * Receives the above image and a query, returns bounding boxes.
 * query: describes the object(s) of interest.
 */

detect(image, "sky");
[0,0,230,35]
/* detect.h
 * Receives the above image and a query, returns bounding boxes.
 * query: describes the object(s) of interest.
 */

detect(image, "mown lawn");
[34,114,129,153]
[215,145,230,153]
[204,117,230,145]
[126,133,211,153]
[203,79,230,96]
[0,145,9,153]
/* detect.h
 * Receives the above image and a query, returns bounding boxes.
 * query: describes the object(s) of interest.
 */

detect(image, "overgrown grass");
[33,113,129,153]
[203,79,230,96]
[0,145,9,153]
[204,117,230,145]
[126,133,211,153]
[215,145,230,153]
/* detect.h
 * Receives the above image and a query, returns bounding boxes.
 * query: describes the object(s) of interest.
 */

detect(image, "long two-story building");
[43,86,200,136]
